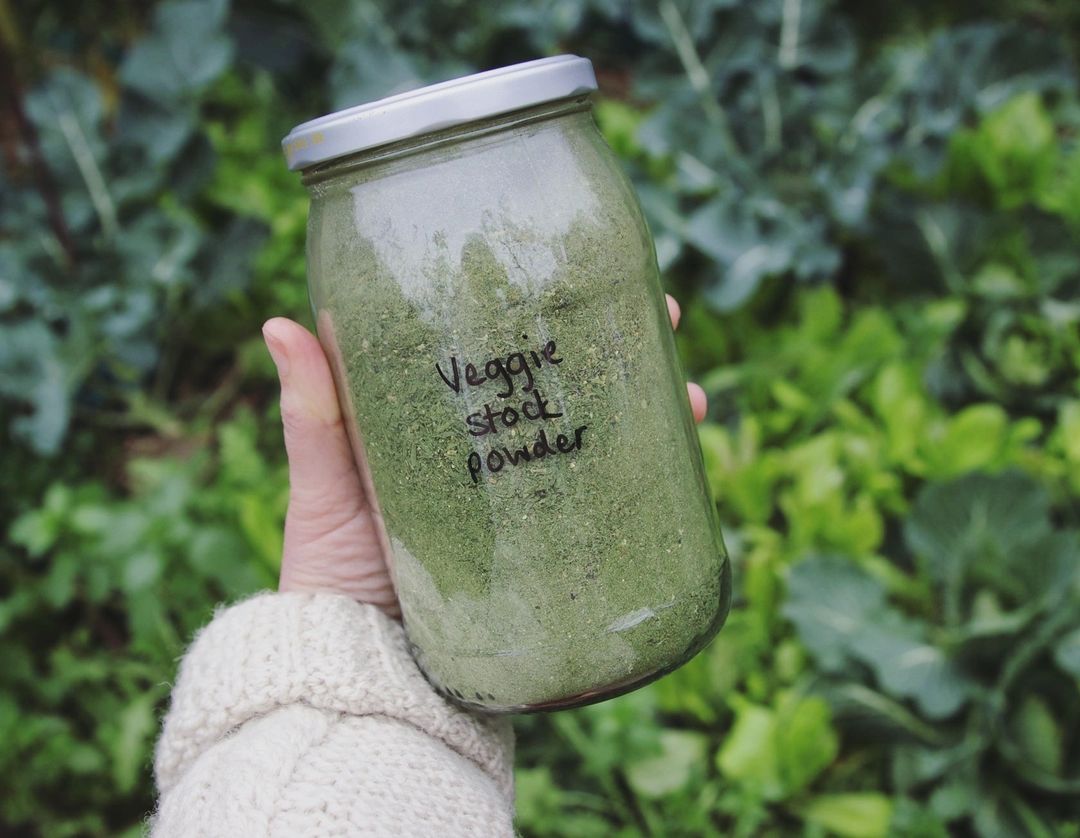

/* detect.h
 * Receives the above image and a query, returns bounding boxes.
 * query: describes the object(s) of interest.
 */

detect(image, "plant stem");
[779,0,802,69]
[55,101,118,239]
[0,13,77,266]
[658,0,738,159]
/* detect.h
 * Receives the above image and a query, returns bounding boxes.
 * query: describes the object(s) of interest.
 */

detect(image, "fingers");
[667,294,707,422]
[688,382,707,423]
[262,318,368,539]
[666,293,681,329]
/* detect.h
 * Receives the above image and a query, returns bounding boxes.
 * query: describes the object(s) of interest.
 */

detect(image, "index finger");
[666,294,681,329]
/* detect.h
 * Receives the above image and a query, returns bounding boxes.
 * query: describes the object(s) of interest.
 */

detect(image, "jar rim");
[282,55,597,172]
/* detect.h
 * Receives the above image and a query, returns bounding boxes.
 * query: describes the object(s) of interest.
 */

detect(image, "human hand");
[262,294,706,618]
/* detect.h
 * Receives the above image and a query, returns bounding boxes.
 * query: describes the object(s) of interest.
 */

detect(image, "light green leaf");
[971,263,1028,300]
[970,92,1058,207]
[68,743,107,776]
[716,701,781,799]
[796,792,894,838]
[113,694,157,793]
[929,778,976,820]
[70,504,115,536]
[9,509,58,557]
[1056,401,1080,465]
[43,555,80,608]
[775,694,839,795]
[871,362,928,465]
[1010,694,1063,775]
[513,766,566,828]
[238,494,284,573]
[122,551,163,594]
[925,404,1008,478]
[1039,142,1080,223]
[625,729,709,798]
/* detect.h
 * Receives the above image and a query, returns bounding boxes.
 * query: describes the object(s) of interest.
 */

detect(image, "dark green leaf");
[785,555,975,717]
[1053,627,1080,677]
[905,472,1052,597]
[783,554,886,672]
[848,617,972,719]
[120,0,233,100]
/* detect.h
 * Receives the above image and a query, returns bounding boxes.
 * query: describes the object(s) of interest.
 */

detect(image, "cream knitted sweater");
[152,592,515,837]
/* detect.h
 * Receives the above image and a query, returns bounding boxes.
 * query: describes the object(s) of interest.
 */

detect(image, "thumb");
[262,317,369,543]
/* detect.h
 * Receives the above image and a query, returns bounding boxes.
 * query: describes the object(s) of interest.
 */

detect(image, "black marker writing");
[436,336,582,483]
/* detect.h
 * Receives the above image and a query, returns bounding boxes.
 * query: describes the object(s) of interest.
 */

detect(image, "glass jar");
[284,56,730,712]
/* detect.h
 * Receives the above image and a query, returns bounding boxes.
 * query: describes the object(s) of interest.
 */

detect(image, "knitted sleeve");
[151,592,515,837]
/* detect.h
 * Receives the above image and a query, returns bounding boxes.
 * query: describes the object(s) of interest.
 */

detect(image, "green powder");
[305,103,730,711]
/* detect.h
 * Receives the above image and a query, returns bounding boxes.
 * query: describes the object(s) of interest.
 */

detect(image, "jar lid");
[282,55,597,171]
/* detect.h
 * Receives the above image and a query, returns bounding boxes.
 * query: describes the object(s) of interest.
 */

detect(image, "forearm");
[152,592,515,837]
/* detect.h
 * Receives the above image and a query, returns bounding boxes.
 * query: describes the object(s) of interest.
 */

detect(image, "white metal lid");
[282,55,598,171]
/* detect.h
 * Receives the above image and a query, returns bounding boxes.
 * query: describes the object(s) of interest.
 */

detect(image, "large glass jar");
[284,56,730,712]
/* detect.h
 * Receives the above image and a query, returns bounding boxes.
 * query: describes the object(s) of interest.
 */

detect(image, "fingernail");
[262,321,290,378]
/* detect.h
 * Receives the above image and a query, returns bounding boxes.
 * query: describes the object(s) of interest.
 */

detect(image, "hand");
[262,294,707,618]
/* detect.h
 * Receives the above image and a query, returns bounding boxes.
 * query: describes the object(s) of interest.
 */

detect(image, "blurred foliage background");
[3,0,1080,835]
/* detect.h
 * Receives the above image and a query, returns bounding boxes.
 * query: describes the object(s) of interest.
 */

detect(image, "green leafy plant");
[785,472,1080,837]
[0,0,267,456]
[2,409,283,834]
[4,0,1080,834]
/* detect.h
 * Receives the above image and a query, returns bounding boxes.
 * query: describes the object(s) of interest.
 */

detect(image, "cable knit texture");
[152,592,515,837]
